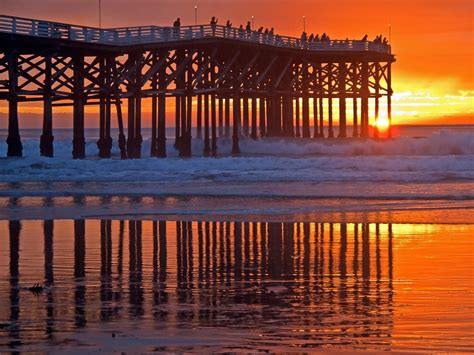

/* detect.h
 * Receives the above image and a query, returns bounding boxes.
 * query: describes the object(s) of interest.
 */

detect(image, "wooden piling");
[157,64,167,157]
[302,64,310,138]
[40,55,53,157]
[353,97,359,137]
[218,96,224,137]
[224,96,230,138]
[203,93,210,156]
[374,62,381,138]
[360,60,369,138]
[72,55,85,159]
[6,51,22,157]
[295,97,301,137]
[211,93,217,156]
[387,62,392,138]
[243,96,249,137]
[312,96,319,138]
[251,96,257,139]
[328,97,334,138]
[232,93,240,155]
[197,94,203,139]
[259,97,266,137]
[352,63,359,137]
[338,62,347,138]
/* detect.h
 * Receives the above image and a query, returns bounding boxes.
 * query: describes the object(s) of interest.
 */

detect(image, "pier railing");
[0,15,390,53]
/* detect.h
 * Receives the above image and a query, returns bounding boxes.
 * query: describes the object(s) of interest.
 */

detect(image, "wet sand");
[0,219,472,352]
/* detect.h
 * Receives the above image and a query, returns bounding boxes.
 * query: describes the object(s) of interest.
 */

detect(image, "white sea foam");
[0,130,472,188]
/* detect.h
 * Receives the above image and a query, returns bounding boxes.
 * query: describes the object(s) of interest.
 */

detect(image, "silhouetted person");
[245,21,251,38]
[210,16,218,35]
[362,34,368,41]
[238,24,244,38]
[225,20,232,37]
[315,34,320,42]
[382,37,388,45]
[308,33,314,42]
[173,17,181,39]
[301,31,307,42]
[269,27,274,43]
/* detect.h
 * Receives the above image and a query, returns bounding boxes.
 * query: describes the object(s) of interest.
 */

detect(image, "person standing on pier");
[245,21,252,39]
[173,17,181,39]
[238,24,244,38]
[225,20,232,37]
[210,16,218,36]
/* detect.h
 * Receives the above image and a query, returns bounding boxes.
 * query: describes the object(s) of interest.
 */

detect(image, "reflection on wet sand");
[0,220,399,351]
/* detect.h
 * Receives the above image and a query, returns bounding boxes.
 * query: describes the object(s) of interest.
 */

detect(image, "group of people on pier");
[301,31,331,43]
[170,17,389,51]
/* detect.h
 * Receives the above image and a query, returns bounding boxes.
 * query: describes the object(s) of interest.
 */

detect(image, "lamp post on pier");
[251,16,254,30]
[195,5,198,25]
[303,15,306,33]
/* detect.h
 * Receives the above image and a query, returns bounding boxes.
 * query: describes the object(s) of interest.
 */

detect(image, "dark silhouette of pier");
[0,15,395,159]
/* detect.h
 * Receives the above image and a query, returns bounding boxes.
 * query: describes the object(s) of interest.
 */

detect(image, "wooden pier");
[0,15,395,158]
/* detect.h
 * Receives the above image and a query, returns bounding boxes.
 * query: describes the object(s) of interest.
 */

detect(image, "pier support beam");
[313,96,319,138]
[338,62,347,138]
[174,96,181,149]
[98,57,112,158]
[242,96,249,137]
[224,97,230,138]
[157,65,167,157]
[387,62,393,138]
[318,64,325,138]
[232,90,240,155]
[328,97,334,138]
[302,63,310,138]
[197,94,202,139]
[259,97,266,137]
[360,60,369,138]
[219,96,224,138]
[352,63,359,137]
[40,55,54,157]
[150,91,158,157]
[275,95,282,136]
[251,96,257,139]
[203,94,210,156]
[211,93,217,156]
[295,97,300,137]
[72,55,85,159]
[282,96,292,137]
[353,97,359,137]
[150,54,158,157]
[6,52,23,157]
[374,62,380,138]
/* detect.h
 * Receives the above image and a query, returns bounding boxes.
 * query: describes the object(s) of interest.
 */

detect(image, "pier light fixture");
[303,16,306,32]
[195,5,198,25]
[251,16,254,30]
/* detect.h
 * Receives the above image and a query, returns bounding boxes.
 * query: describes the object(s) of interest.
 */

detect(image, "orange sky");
[0,0,473,126]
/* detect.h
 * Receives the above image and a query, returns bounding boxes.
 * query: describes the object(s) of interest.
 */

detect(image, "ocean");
[0,125,473,351]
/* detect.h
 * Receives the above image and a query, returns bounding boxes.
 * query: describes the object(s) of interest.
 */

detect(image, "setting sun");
[376,117,390,130]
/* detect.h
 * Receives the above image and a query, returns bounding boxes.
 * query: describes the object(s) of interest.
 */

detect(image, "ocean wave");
[0,130,472,185]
